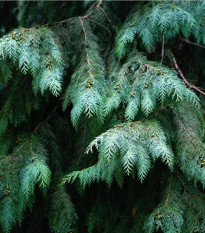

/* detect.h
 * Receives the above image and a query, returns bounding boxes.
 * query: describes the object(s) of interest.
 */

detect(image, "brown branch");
[53,2,68,14]
[29,137,34,156]
[161,33,165,63]
[163,176,173,208]
[176,175,202,200]
[180,37,205,49]
[148,105,168,119]
[86,1,98,15]
[83,15,111,36]
[79,16,88,41]
[144,64,157,70]
[176,175,186,194]
[79,16,93,78]
[97,0,103,7]
[33,102,59,133]
[170,52,205,95]
[97,0,114,29]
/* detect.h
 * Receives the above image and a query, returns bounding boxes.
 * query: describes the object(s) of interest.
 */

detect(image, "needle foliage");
[0,1,205,233]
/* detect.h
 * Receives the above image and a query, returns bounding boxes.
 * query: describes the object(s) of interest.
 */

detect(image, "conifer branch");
[0,2,205,232]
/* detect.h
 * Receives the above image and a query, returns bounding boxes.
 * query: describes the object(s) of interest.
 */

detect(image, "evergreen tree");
[0,1,205,232]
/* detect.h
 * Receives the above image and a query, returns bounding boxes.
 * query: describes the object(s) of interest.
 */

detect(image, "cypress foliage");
[0,1,204,232]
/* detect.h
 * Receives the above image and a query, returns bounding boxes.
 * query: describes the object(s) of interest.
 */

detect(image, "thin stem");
[163,176,172,208]
[83,16,111,36]
[170,52,205,95]
[180,37,205,49]
[161,33,165,63]
[79,16,93,78]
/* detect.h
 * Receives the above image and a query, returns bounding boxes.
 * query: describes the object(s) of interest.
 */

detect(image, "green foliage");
[0,27,64,96]
[49,186,78,233]
[62,119,174,186]
[0,1,204,233]
[63,18,105,128]
[115,1,205,57]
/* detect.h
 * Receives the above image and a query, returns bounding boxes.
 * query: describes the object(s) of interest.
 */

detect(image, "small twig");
[29,137,34,155]
[33,102,59,133]
[86,1,98,14]
[161,33,165,63]
[176,175,186,194]
[53,2,68,14]
[15,140,29,155]
[97,0,103,7]
[180,37,205,49]
[176,174,202,200]
[79,16,93,78]
[83,16,111,36]
[97,0,114,29]
[79,16,88,41]
[78,113,87,168]
[187,193,202,200]
[144,64,157,71]
[163,176,173,208]
[148,105,168,118]
[170,52,205,95]
[201,107,205,115]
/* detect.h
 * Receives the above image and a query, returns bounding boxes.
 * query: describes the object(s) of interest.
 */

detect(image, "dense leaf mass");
[0,1,204,233]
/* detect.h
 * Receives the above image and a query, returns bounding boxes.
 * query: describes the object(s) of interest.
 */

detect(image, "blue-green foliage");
[174,104,205,187]
[49,186,78,233]
[144,176,205,233]
[104,52,200,121]
[115,1,205,57]
[63,119,174,186]
[0,27,64,96]
[20,137,51,199]
[63,18,106,128]
[0,136,51,232]
[0,1,204,233]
